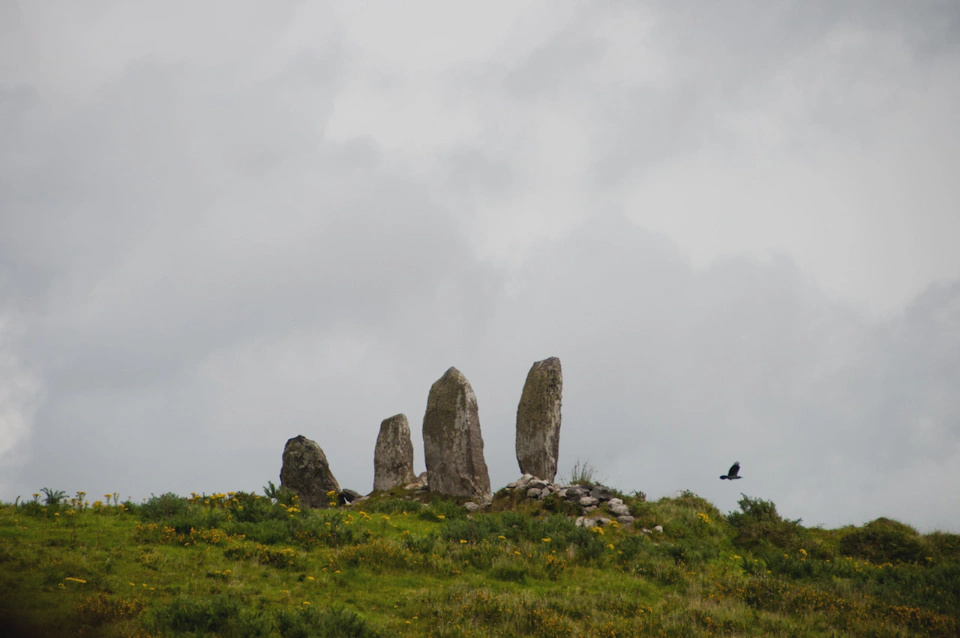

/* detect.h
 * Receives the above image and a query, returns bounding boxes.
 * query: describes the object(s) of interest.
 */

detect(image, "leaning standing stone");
[279,435,342,508]
[515,357,563,482]
[422,367,492,502]
[373,413,416,492]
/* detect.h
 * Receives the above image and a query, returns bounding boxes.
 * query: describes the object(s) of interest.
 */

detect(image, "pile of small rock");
[502,474,647,529]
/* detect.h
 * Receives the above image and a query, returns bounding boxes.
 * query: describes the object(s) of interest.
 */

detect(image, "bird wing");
[728,462,740,478]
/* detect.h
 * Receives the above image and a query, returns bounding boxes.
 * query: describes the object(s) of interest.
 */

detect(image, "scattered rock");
[609,503,631,517]
[516,357,563,483]
[608,498,623,507]
[373,413,417,492]
[596,517,611,526]
[580,496,599,507]
[515,473,536,489]
[527,488,543,499]
[422,367,492,502]
[591,486,616,501]
[464,501,481,512]
[654,525,664,533]
[279,435,342,509]
[617,515,635,526]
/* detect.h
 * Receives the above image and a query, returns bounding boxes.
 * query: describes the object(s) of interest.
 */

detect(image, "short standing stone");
[515,357,563,483]
[422,367,492,502]
[279,435,341,509]
[373,413,417,492]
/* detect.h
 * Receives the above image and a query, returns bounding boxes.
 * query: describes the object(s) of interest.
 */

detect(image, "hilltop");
[0,482,958,637]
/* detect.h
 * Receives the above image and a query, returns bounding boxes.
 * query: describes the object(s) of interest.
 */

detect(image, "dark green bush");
[924,531,960,564]
[166,508,229,535]
[728,494,806,551]
[139,493,191,521]
[274,605,380,638]
[839,517,925,564]
[231,491,290,523]
[151,594,242,634]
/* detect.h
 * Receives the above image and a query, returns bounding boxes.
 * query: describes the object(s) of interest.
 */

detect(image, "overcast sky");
[2,0,959,531]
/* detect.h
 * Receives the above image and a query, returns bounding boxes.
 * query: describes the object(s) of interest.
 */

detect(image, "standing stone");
[279,435,341,508]
[515,356,563,482]
[373,413,417,492]
[422,367,492,502]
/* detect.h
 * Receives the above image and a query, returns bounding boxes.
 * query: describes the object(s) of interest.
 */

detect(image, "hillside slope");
[1,486,958,637]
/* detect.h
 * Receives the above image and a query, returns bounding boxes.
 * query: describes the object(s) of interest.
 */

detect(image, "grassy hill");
[1,484,958,637]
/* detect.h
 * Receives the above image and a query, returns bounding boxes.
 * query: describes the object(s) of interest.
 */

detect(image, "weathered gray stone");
[617,515,635,525]
[515,474,536,489]
[279,435,341,509]
[373,413,417,492]
[607,498,623,507]
[609,503,631,517]
[596,517,611,526]
[580,496,599,507]
[464,501,481,512]
[591,486,616,501]
[422,367,492,501]
[654,525,664,533]
[527,488,543,499]
[515,357,563,482]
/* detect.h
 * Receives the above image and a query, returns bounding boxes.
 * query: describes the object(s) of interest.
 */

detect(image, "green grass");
[0,488,958,637]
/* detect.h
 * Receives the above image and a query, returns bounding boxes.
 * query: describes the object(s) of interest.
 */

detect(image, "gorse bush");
[728,494,806,551]
[839,517,926,564]
[139,493,191,521]
[274,605,380,638]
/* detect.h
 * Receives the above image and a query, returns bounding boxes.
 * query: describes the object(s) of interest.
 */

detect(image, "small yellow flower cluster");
[697,511,711,524]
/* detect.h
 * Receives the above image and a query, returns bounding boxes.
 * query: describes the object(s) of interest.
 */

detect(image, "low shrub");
[728,494,806,551]
[139,493,191,521]
[839,518,926,564]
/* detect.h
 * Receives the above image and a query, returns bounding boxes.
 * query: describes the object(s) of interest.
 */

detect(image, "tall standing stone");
[516,356,563,482]
[422,367,492,502]
[279,435,341,508]
[373,413,416,492]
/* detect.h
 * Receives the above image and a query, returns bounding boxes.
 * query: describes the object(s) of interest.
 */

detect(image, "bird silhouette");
[720,461,742,480]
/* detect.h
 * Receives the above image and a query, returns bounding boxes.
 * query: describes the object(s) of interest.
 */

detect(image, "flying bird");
[720,461,742,480]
